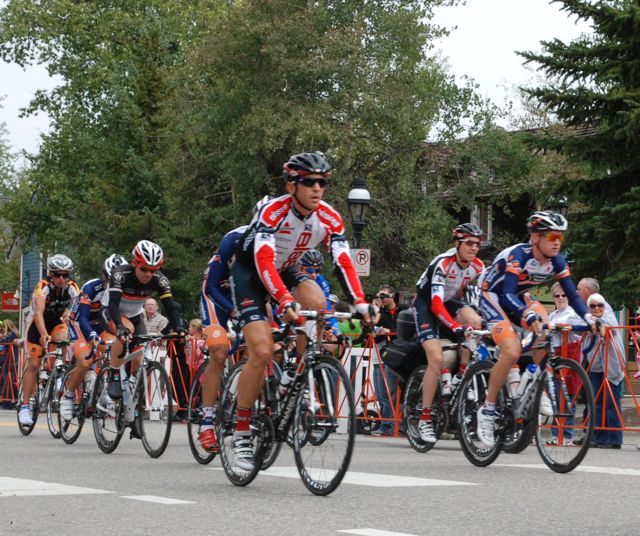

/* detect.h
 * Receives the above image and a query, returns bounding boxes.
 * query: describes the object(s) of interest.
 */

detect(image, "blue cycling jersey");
[70,278,106,338]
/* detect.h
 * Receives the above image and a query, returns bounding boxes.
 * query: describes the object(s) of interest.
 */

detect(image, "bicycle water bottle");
[515,364,537,398]
[451,372,463,392]
[39,369,49,382]
[122,374,131,406]
[440,369,452,396]
[474,344,490,361]
[85,369,97,398]
[279,367,296,398]
[507,365,521,399]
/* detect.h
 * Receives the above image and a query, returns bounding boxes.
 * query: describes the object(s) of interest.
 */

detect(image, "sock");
[235,407,252,434]
[420,407,432,422]
[458,362,467,375]
[483,401,496,413]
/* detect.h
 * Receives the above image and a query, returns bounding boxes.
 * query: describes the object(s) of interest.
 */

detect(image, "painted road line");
[211,466,477,487]
[0,477,113,497]
[120,495,195,505]
[495,464,640,476]
[339,529,420,536]
[0,422,48,429]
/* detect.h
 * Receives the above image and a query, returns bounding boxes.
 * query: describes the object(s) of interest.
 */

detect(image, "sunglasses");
[461,239,481,248]
[542,231,565,243]
[304,267,321,274]
[589,303,605,309]
[297,178,329,188]
[553,293,567,298]
[51,272,70,279]
[138,267,158,274]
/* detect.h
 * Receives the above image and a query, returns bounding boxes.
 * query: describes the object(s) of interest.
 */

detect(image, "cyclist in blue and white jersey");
[298,249,340,338]
[476,211,600,447]
[196,195,272,453]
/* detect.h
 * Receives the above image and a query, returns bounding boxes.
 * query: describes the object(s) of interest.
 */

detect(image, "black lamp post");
[347,175,371,249]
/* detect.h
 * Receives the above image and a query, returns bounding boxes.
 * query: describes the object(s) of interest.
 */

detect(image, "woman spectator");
[581,293,624,449]
[188,318,207,372]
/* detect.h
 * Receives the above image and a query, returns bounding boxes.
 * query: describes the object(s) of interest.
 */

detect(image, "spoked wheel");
[217,360,262,486]
[58,370,86,444]
[46,365,69,439]
[534,358,595,473]
[92,367,124,454]
[403,365,446,453]
[292,355,356,496]
[456,360,502,467]
[137,362,173,458]
[257,412,281,470]
[187,363,217,465]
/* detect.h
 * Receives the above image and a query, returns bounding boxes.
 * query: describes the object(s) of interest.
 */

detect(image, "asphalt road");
[0,410,638,536]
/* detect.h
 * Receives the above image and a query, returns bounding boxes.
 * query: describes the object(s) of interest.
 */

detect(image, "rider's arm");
[76,302,95,338]
[428,258,460,331]
[107,287,123,329]
[33,292,48,340]
[555,258,589,319]
[254,228,295,306]
[204,242,236,314]
[154,272,182,330]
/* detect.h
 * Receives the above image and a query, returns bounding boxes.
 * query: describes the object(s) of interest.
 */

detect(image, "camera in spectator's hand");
[377,293,391,299]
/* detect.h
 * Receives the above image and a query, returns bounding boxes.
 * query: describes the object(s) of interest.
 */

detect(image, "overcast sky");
[0,0,592,157]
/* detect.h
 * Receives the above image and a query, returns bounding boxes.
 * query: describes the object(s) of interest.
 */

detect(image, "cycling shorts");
[200,292,230,330]
[413,298,466,343]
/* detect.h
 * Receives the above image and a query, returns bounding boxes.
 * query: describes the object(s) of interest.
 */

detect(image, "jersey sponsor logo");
[113,271,125,283]
[261,270,279,295]
[159,276,170,287]
[249,314,260,321]
[316,207,341,229]
[212,254,221,263]
[268,205,288,223]
[240,298,255,307]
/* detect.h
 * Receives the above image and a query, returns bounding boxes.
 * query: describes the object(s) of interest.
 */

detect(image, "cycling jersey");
[200,225,247,328]
[70,278,105,339]
[414,248,484,332]
[479,242,588,323]
[235,194,365,305]
[29,278,80,328]
[104,264,181,330]
[316,273,339,334]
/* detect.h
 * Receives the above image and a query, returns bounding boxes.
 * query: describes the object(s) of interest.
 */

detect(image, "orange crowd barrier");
[0,342,21,405]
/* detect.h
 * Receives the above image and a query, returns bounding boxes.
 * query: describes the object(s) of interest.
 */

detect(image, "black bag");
[381,339,425,381]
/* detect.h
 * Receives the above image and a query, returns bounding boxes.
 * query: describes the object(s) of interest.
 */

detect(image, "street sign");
[1,292,19,312]
[350,248,370,277]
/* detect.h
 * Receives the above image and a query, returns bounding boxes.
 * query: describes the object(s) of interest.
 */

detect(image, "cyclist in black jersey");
[101,240,184,400]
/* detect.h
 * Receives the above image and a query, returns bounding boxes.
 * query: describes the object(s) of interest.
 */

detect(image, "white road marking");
[0,477,113,497]
[339,529,420,536]
[120,495,195,505]
[211,466,477,487]
[495,464,640,476]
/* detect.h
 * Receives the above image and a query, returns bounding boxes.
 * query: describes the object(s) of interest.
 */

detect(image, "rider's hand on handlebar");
[39,334,51,348]
[453,326,467,345]
[116,325,131,342]
[355,301,379,326]
[277,296,299,324]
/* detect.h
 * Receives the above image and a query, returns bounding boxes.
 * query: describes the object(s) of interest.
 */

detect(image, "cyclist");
[60,254,125,421]
[413,223,485,444]
[476,210,598,447]
[230,152,376,470]
[102,240,184,401]
[197,195,272,453]
[19,254,79,426]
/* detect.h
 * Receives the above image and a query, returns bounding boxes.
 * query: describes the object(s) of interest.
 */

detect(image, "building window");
[471,204,493,245]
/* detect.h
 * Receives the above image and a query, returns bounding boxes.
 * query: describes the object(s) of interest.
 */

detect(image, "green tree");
[520,0,640,305]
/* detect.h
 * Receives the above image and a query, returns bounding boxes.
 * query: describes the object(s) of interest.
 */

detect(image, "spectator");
[188,318,207,371]
[335,300,362,348]
[143,297,169,334]
[372,284,406,436]
[549,282,585,353]
[577,278,617,319]
[580,292,624,449]
[0,319,19,408]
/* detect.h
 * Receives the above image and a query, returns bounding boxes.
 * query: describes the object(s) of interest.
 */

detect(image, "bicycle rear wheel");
[92,367,124,453]
[46,365,69,439]
[216,360,262,486]
[58,370,86,445]
[137,361,173,458]
[456,360,502,466]
[535,358,595,473]
[187,363,217,464]
[292,355,355,496]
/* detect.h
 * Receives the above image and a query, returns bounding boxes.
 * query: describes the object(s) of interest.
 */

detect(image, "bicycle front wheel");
[58,369,86,444]
[292,355,355,496]
[137,362,173,458]
[46,365,69,439]
[17,373,43,436]
[534,358,595,473]
[187,363,217,465]
[456,360,502,467]
[92,367,124,454]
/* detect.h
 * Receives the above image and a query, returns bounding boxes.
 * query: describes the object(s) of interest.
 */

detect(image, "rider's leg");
[21,345,43,404]
[418,339,444,443]
[292,279,326,354]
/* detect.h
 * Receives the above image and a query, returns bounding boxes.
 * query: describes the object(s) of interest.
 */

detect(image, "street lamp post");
[347,176,371,249]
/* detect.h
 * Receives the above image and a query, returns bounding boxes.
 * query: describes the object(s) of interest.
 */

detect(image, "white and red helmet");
[132,240,164,270]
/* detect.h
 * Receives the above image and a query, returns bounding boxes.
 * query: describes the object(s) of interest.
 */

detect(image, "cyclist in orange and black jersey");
[19,254,79,426]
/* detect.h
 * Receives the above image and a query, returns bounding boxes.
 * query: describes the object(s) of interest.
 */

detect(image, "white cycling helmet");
[47,254,74,273]
[132,240,164,269]
[103,253,127,278]
[527,211,568,233]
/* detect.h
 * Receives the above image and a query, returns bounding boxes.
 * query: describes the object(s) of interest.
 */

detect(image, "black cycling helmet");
[527,211,568,233]
[300,249,324,268]
[452,223,483,241]
[283,152,332,182]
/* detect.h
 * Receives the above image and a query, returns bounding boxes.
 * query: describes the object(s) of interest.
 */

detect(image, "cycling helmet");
[452,223,483,241]
[103,253,127,278]
[300,249,324,268]
[283,152,332,182]
[132,240,164,269]
[47,254,74,273]
[252,195,273,215]
[527,211,568,233]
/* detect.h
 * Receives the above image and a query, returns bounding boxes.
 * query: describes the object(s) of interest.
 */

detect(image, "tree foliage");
[520,0,640,305]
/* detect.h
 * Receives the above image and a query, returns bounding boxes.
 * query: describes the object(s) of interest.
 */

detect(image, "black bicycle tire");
[258,413,282,470]
[292,355,356,496]
[187,363,217,465]
[46,364,69,439]
[58,369,86,445]
[216,360,262,486]
[456,360,503,467]
[138,361,173,458]
[501,380,536,454]
[534,358,595,473]
[92,367,124,454]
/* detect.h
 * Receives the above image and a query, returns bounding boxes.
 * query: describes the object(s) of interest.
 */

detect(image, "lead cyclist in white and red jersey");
[230,152,376,471]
